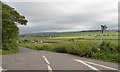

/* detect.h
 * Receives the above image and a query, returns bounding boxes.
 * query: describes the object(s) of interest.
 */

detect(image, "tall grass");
[19,41,119,62]
[1,48,19,55]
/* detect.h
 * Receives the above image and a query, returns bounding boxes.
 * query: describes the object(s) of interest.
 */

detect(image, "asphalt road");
[1,47,120,72]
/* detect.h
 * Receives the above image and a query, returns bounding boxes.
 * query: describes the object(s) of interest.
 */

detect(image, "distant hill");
[19,29,118,36]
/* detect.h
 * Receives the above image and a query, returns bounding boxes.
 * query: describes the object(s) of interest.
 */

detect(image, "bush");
[91,41,119,62]
[91,53,119,62]
[98,41,118,53]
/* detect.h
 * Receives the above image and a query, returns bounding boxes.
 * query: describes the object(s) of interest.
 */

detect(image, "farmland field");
[19,30,120,62]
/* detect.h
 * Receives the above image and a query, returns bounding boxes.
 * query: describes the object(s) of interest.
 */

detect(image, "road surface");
[1,47,120,72]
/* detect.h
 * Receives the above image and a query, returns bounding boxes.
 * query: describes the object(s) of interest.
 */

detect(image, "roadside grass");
[19,41,119,63]
[0,50,2,54]
[19,43,55,51]
[1,48,19,55]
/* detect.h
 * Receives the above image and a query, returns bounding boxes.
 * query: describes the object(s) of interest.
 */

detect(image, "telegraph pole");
[101,24,107,42]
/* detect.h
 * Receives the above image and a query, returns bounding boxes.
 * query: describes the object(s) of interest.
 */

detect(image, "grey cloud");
[7,1,118,34]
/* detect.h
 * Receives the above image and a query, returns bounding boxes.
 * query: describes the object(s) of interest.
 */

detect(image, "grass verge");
[1,48,19,55]
[19,41,119,63]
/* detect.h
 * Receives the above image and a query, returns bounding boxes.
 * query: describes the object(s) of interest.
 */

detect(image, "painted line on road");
[0,67,7,72]
[83,60,120,71]
[43,55,52,72]
[74,59,120,71]
[74,59,101,72]
[0,67,2,72]
[48,65,52,71]
[43,55,50,65]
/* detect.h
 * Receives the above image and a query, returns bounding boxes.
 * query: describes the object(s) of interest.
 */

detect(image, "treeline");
[20,34,60,37]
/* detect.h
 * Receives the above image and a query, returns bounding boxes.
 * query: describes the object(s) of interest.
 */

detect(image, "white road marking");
[0,67,7,72]
[48,65,52,71]
[74,59,101,72]
[74,59,120,71]
[0,67,2,72]
[83,60,120,71]
[43,55,52,72]
[43,55,50,65]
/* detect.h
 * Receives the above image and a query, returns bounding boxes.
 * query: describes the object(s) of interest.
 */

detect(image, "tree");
[1,2,28,50]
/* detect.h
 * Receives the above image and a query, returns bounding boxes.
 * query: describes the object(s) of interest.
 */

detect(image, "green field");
[19,31,120,62]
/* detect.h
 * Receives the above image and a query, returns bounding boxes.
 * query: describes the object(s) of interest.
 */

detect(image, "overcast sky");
[6,0,118,34]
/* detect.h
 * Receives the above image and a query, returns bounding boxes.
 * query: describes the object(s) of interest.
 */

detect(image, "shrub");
[98,41,118,53]
[91,52,119,62]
